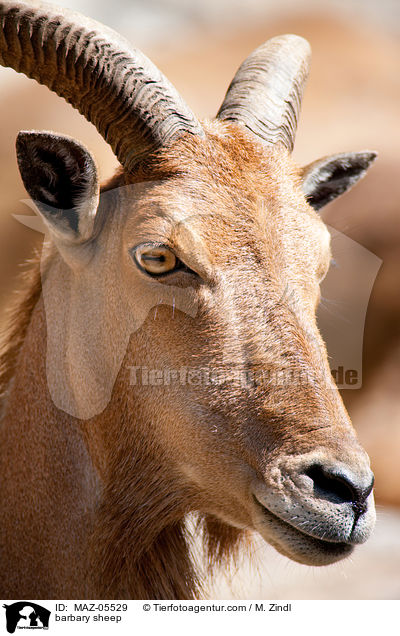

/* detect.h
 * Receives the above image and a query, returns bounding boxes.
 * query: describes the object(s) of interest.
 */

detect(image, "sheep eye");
[132,244,179,276]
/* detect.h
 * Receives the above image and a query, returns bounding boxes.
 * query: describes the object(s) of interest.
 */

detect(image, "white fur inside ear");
[37,186,58,206]
[73,178,99,241]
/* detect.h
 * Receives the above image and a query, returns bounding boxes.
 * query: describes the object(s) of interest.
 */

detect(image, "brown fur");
[0,257,42,405]
[0,123,374,599]
[0,255,245,599]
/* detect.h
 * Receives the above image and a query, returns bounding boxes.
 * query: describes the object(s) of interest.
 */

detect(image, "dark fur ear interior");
[301,151,377,211]
[16,131,99,242]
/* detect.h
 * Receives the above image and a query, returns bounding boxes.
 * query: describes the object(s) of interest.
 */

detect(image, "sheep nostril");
[304,464,374,513]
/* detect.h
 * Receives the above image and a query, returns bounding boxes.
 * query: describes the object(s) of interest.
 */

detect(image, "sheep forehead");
[119,184,327,280]
[108,122,329,275]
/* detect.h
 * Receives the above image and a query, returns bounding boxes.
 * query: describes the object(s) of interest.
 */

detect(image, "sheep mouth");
[252,495,354,565]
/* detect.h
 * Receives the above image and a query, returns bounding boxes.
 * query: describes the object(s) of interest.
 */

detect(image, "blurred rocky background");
[0,0,399,599]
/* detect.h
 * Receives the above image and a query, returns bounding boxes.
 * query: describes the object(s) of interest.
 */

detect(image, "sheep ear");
[16,131,99,243]
[301,151,377,211]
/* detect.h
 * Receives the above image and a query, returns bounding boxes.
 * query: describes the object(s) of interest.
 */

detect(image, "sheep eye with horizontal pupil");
[132,244,179,276]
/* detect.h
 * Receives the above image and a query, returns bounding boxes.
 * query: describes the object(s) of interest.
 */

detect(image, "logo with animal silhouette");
[3,602,50,633]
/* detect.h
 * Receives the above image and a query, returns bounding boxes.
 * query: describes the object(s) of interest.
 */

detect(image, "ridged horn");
[217,35,311,152]
[0,1,204,171]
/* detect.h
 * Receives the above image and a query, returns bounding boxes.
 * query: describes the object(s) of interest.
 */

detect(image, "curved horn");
[217,35,311,152]
[0,1,203,171]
